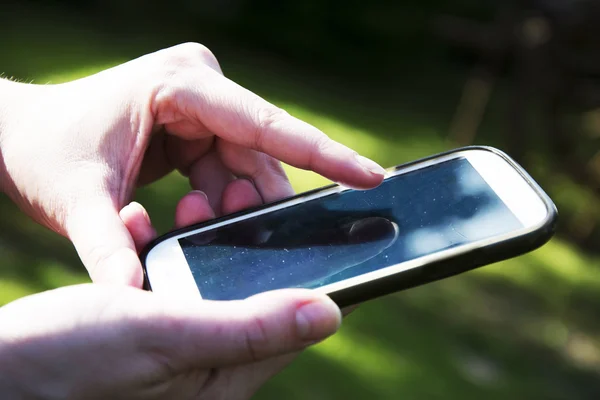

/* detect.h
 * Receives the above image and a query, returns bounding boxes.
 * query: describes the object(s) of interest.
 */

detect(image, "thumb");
[140,289,342,369]
[67,198,143,287]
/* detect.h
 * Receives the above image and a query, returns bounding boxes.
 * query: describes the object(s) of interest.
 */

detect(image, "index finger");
[155,67,386,189]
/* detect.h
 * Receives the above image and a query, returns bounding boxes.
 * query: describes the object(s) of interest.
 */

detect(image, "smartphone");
[141,146,557,308]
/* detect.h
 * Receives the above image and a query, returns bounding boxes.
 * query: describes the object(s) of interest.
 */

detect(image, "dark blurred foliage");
[20,0,494,76]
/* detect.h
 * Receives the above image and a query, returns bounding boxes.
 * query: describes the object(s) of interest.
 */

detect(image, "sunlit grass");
[315,331,413,384]
[0,279,38,302]
[477,240,600,301]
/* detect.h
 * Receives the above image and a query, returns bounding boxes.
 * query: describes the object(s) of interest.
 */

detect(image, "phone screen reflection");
[179,158,522,300]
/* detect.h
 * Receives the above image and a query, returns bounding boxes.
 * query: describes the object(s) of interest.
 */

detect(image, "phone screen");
[178,157,523,300]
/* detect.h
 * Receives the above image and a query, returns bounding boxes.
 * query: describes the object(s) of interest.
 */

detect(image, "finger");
[165,136,214,177]
[218,140,295,203]
[221,178,263,215]
[174,190,215,229]
[138,132,214,187]
[188,151,235,215]
[138,288,342,369]
[67,199,144,288]
[136,128,172,186]
[119,202,157,252]
[156,67,386,190]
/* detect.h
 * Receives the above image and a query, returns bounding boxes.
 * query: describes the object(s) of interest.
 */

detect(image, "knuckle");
[265,155,283,173]
[84,245,115,277]
[265,156,289,181]
[193,43,219,66]
[82,245,133,283]
[162,50,191,69]
[163,42,218,69]
[253,106,289,150]
[314,131,333,150]
[154,43,220,97]
[243,315,271,362]
[307,132,333,167]
[258,106,289,125]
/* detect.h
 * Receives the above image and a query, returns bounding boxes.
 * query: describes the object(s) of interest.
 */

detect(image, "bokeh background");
[2,0,600,398]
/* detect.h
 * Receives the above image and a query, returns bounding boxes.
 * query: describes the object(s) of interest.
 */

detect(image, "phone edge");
[140,145,559,301]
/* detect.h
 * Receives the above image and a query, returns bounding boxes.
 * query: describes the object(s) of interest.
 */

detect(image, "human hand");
[0,283,341,399]
[0,43,385,287]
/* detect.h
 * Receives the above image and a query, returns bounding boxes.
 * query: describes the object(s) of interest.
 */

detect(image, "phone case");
[140,146,558,308]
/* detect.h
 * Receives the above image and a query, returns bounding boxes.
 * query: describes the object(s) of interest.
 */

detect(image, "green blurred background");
[2,0,600,398]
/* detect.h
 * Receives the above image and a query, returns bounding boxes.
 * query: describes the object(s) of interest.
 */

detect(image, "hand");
[0,284,341,399]
[0,42,386,287]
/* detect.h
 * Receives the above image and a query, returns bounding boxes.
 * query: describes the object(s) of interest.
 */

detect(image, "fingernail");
[190,190,208,201]
[295,299,342,341]
[355,154,386,176]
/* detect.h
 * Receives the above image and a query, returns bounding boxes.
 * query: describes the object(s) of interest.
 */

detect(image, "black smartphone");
[141,146,557,308]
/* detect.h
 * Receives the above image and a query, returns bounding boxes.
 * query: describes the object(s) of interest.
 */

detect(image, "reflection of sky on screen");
[180,158,523,300]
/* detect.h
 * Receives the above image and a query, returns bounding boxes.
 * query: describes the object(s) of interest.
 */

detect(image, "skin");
[0,42,385,287]
[0,43,384,398]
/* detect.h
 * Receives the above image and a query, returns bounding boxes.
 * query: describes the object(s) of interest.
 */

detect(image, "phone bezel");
[141,146,557,304]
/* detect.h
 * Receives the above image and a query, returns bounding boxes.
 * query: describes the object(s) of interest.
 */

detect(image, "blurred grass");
[2,3,600,399]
